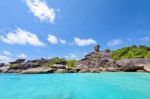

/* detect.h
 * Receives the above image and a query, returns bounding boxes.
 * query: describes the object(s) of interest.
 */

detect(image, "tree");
[66,60,77,68]
[105,49,111,52]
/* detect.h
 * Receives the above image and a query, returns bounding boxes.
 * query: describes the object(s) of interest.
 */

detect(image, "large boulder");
[21,67,53,74]
[116,59,150,71]
[9,63,40,70]
[144,65,150,72]
[76,45,114,69]
[117,59,150,67]
[0,66,10,73]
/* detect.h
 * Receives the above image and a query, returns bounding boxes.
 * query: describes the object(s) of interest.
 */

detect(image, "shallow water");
[0,73,150,99]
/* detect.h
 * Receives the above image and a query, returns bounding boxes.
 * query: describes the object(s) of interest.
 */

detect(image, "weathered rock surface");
[116,59,150,67]
[144,66,150,72]
[0,66,10,73]
[55,69,68,73]
[89,68,102,73]
[76,45,117,72]
[21,67,53,74]
[10,63,40,70]
[51,64,66,69]
[116,59,150,72]
[76,51,114,69]
[78,68,91,73]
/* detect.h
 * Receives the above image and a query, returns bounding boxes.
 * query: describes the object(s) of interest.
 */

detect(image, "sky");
[0,0,150,63]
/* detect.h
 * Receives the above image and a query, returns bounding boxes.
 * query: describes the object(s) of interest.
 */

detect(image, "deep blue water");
[0,73,150,99]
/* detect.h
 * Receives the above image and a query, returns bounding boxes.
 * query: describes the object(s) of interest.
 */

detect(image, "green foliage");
[112,45,150,60]
[44,57,77,68]
[46,57,66,67]
[105,49,111,52]
[9,63,18,67]
[66,60,77,68]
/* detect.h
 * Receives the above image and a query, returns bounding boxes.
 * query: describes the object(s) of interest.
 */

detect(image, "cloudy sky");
[0,0,150,62]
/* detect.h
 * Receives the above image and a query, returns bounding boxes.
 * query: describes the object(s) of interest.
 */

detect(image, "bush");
[9,63,18,67]
[46,57,66,67]
[66,60,77,68]
[105,49,111,52]
[112,45,150,60]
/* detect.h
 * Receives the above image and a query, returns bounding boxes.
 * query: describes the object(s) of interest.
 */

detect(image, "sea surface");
[0,73,150,99]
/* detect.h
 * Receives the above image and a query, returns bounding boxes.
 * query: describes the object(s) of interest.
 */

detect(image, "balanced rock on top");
[76,45,115,70]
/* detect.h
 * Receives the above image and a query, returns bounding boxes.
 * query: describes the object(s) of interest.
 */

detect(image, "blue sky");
[0,0,150,62]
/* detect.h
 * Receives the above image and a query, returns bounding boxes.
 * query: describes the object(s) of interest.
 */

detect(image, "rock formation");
[76,45,117,71]
[76,45,150,72]
[0,45,150,73]
[116,59,150,72]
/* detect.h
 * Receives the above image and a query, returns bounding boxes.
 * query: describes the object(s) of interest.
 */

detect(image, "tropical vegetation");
[112,45,150,60]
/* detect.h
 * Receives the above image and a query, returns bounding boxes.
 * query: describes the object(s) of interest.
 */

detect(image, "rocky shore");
[0,45,150,74]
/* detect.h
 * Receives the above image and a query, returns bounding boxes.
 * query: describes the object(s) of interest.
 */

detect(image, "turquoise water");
[0,73,150,99]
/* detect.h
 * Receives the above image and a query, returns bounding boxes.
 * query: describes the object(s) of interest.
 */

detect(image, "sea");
[0,73,150,99]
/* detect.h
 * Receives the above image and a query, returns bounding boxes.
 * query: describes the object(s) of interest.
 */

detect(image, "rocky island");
[0,45,150,74]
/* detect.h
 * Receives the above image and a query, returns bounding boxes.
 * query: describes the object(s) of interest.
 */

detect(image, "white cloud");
[60,39,66,44]
[64,52,87,60]
[17,53,27,59]
[74,37,97,46]
[3,50,11,56]
[26,0,56,23]
[140,36,150,42]
[47,34,58,44]
[107,39,123,46]
[0,28,44,46]
[0,55,13,63]
[64,53,79,60]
